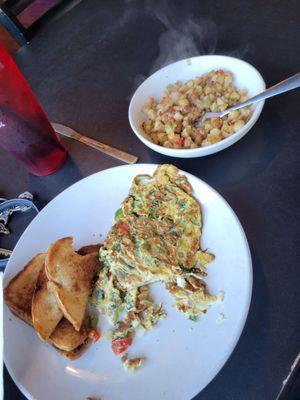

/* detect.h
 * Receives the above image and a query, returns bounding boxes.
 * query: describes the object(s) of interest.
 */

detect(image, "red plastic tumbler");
[0,43,67,176]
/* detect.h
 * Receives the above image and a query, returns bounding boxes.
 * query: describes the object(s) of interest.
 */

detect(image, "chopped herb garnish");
[114,207,123,221]
[90,315,98,328]
[120,290,126,302]
[148,213,155,219]
[189,315,198,322]
[113,242,121,252]
[179,200,186,209]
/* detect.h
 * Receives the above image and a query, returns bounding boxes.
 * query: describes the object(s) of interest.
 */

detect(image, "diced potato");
[233,120,245,132]
[143,120,153,134]
[150,133,159,144]
[174,112,183,121]
[147,109,156,120]
[157,132,167,141]
[141,70,251,149]
[210,128,221,136]
[228,110,240,121]
[153,119,164,132]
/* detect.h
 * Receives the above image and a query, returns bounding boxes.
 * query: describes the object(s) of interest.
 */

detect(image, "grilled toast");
[4,253,45,325]
[48,318,89,352]
[45,237,98,331]
[32,266,63,340]
[77,244,101,256]
[4,242,99,359]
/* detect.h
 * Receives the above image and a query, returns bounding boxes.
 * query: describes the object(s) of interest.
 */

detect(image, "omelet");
[100,165,210,287]
[92,165,219,366]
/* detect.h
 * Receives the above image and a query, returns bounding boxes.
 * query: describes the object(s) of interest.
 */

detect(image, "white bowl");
[128,55,266,158]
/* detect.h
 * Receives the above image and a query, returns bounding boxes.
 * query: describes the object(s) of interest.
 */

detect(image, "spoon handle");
[221,72,300,116]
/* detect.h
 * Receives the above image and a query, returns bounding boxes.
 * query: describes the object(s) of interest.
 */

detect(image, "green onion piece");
[148,213,155,219]
[113,242,121,252]
[90,315,98,328]
[114,208,123,221]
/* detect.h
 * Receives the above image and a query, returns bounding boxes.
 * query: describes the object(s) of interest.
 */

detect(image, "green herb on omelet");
[90,315,98,328]
[114,207,123,221]
[113,242,121,252]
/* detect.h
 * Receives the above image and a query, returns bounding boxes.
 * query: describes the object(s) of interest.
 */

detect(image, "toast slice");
[48,318,89,352]
[4,253,46,326]
[45,237,98,331]
[77,244,101,256]
[4,243,98,359]
[56,338,90,360]
[32,266,63,341]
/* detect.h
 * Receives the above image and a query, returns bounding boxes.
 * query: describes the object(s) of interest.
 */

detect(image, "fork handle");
[77,134,138,164]
[221,72,300,116]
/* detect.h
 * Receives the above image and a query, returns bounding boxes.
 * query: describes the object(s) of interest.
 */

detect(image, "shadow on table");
[194,248,271,400]
[148,102,284,189]
[4,366,25,400]
[28,154,83,209]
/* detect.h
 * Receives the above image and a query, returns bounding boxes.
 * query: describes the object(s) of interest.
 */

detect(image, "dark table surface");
[2,0,300,399]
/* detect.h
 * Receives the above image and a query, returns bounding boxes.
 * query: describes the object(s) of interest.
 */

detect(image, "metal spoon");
[194,72,300,124]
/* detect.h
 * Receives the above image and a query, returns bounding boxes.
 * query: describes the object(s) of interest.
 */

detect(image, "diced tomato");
[168,106,173,113]
[161,97,167,105]
[111,337,133,355]
[115,220,129,235]
[177,137,184,147]
[89,329,100,342]
[215,69,224,74]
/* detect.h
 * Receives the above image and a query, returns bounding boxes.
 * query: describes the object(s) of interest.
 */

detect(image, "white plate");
[4,164,252,400]
[129,55,266,158]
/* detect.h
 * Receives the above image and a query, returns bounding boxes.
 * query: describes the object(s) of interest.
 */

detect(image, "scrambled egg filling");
[121,354,144,372]
[92,165,219,368]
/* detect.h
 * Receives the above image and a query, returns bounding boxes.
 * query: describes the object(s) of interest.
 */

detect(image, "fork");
[194,72,300,124]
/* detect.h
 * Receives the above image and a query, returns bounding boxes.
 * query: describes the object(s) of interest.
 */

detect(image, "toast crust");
[4,253,46,325]
[55,337,90,360]
[77,244,101,256]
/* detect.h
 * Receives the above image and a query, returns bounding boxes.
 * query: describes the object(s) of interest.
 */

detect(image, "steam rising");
[146,0,217,73]
[129,0,251,98]
[130,0,218,96]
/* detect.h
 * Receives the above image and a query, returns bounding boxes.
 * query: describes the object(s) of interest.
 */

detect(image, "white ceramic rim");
[128,55,266,157]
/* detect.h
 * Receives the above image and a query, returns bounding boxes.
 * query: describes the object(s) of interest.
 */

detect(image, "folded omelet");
[94,165,219,342]
[100,165,209,287]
